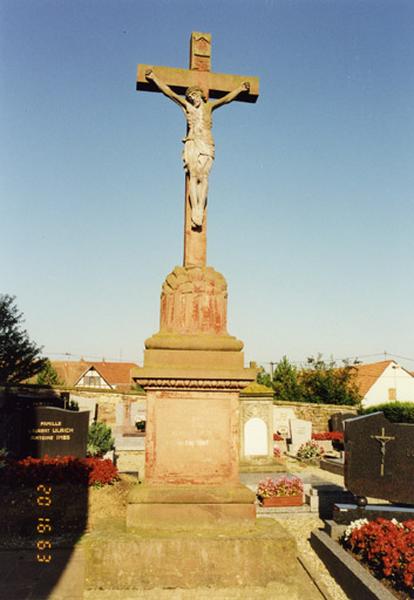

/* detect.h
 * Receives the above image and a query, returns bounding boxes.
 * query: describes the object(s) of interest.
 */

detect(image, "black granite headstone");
[0,410,22,457]
[21,406,89,458]
[1,390,68,411]
[329,412,355,452]
[344,412,414,505]
[329,412,356,433]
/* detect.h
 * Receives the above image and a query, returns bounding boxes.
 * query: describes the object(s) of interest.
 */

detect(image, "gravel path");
[241,458,351,599]
[279,515,349,600]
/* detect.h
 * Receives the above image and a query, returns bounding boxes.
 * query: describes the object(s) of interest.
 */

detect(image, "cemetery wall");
[68,390,146,427]
[273,401,358,432]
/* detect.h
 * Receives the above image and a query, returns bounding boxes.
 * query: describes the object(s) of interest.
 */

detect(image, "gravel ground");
[248,459,350,600]
[278,515,349,600]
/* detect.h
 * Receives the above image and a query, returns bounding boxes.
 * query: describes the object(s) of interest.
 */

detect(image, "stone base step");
[83,519,298,591]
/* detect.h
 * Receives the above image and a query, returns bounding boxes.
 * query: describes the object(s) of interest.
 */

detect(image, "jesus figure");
[145,69,250,229]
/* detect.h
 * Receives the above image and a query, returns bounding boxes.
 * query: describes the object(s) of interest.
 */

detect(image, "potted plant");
[135,419,146,433]
[256,476,304,507]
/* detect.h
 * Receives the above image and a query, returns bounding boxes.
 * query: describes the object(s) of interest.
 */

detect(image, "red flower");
[343,518,414,595]
[0,455,119,486]
[312,431,344,441]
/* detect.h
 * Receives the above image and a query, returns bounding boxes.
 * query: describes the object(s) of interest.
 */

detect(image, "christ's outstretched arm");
[145,69,187,109]
[210,81,250,111]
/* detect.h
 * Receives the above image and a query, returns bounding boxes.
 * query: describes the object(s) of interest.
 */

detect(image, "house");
[354,360,414,407]
[51,360,139,392]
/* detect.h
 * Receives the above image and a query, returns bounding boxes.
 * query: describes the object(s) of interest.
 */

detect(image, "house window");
[388,388,396,401]
[85,375,102,388]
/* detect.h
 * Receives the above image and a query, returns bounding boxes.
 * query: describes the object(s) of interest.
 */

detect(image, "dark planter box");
[311,528,396,600]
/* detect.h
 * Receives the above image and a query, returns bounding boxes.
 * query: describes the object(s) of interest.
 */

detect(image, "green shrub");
[87,422,114,457]
[359,401,414,423]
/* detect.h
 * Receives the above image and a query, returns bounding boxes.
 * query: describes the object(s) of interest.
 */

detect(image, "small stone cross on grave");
[137,32,259,267]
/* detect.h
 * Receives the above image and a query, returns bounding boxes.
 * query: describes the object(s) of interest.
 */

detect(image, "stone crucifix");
[370,427,396,477]
[137,32,259,267]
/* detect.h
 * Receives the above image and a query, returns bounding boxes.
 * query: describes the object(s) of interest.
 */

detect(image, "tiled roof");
[52,361,90,387]
[51,361,138,389]
[87,362,138,386]
[353,360,395,397]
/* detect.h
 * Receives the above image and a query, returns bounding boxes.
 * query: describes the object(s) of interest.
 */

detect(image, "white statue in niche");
[145,69,250,229]
[244,417,268,456]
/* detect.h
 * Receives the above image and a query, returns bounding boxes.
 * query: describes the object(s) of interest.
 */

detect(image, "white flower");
[343,518,369,541]
[391,518,404,528]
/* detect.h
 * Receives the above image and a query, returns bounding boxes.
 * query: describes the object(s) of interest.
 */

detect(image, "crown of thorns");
[186,86,206,101]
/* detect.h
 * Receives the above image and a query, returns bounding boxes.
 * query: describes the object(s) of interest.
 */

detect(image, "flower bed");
[312,431,344,441]
[257,476,303,506]
[0,455,119,487]
[341,518,414,597]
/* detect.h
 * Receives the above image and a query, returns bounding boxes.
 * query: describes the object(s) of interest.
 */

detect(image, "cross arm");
[137,64,259,103]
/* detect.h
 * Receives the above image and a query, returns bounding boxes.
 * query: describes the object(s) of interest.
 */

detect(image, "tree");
[300,355,361,406]
[36,359,63,386]
[263,354,361,406]
[0,294,46,385]
[256,366,273,388]
[272,356,305,402]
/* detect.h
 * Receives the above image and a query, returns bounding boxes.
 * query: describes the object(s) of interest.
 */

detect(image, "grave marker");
[22,406,89,459]
[289,418,312,455]
[273,406,296,437]
[344,412,414,505]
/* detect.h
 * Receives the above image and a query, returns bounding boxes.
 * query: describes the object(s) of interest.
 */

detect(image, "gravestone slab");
[2,392,66,411]
[273,407,296,437]
[289,418,312,455]
[22,406,89,459]
[70,395,97,424]
[329,412,355,432]
[333,503,414,525]
[344,412,414,505]
[0,411,22,456]
[329,412,355,451]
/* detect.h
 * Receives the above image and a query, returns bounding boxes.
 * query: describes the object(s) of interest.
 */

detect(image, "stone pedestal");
[129,265,257,528]
[125,266,298,594]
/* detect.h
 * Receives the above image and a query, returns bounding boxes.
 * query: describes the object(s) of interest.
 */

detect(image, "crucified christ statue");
[145,69,250,229]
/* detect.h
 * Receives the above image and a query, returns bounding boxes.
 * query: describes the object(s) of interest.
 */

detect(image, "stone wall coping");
[273,400,359,412]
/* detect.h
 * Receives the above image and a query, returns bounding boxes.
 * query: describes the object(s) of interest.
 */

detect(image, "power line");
[44,351,141,363]
[259,351,414,369]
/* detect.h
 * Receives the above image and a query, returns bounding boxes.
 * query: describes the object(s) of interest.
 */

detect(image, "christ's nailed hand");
[242,81,250,92]
[145,69,154,80]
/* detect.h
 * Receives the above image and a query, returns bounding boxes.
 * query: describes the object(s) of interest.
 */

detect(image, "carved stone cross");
[370,427,396,476]
[137,32,259,267]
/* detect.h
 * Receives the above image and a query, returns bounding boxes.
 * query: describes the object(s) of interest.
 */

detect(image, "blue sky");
[1,0,413,371]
